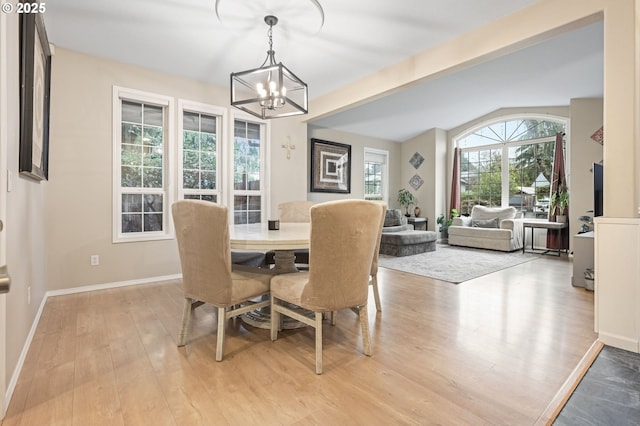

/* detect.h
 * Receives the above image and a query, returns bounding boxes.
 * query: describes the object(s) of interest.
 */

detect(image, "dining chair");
[278,200,315,222]
[270,199,384,374]
[370,202,387,312]
[337,202,385,323]
[172,200,275,361]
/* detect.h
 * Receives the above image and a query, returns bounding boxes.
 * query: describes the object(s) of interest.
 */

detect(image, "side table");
[407,217,427,231]
[523,220,568,256]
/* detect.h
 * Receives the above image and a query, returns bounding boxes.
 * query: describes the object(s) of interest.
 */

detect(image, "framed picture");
[310,138,351,193]
[19,11,51,181]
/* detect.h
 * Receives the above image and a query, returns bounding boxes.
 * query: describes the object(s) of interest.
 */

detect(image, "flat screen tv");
[593,162,603,217]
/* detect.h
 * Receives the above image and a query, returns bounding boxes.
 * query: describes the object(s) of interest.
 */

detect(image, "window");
[456,117,566,217]
[232,116,269,224]
[113,87,174,242]
[364,148,389,202]
[113,92,271,239]
[178,101,226,203]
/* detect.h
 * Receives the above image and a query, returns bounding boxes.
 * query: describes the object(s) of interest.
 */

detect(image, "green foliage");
[397,188,416,207]
[550,184,569,216]
[436,208,459,232]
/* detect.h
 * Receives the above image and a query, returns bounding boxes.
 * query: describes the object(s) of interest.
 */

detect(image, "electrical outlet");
[27,286,31,305]
[90,255,99,266]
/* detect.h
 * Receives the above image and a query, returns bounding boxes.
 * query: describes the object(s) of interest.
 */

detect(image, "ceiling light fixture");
[230,15,308,119]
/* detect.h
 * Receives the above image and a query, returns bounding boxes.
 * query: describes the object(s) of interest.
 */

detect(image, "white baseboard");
[46,274,181,297]
[5,293,47,414]
[598,332,639,353]
[4,273,182,412]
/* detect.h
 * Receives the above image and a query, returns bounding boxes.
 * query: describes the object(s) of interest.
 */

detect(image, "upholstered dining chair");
[278,200,315,222]
[172,200,275,361]
[369,202,387,312]
[338,202,386,322]
[270,199,384,374]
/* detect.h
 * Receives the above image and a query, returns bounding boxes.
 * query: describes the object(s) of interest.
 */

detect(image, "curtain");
[547,132,569,250]
[450,147,461,214]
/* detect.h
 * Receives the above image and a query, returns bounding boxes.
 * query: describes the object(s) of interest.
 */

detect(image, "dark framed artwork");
[19,10,51,181]
[310,138,351,193]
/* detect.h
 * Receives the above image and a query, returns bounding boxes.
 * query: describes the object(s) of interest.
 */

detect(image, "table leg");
[273,250,298,273]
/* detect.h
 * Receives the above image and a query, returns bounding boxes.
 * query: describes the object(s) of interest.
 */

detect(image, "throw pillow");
[384,209,403,227]
[472,217,499,228]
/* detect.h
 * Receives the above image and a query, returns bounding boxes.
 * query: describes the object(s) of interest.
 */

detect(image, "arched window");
[455,116,567,218]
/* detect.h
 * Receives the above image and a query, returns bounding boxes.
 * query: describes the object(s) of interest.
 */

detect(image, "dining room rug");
[378,244,539,283]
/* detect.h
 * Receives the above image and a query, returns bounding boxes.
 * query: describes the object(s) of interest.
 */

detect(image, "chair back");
[304,200,383,310]
[371,203,387,275]
[172,200,234,305]
[278,200,315,223]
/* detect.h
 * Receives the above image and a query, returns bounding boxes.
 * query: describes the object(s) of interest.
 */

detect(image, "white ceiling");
[43,0,603,141]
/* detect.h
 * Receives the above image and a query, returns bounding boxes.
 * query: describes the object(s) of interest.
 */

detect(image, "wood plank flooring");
[2,255,596,425]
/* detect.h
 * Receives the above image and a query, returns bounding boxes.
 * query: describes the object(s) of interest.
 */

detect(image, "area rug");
[378,244,539,283]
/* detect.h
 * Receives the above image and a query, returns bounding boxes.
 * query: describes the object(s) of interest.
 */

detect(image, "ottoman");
[379,230,437,257]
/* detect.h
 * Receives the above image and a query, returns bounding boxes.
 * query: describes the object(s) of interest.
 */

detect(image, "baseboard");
[597,332,639,353]
[534,340,604,425]
[46,274,181,297]
[4,273,182,414]
[5,293,48,415]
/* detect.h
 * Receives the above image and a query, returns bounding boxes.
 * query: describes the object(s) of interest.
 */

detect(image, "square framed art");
[19,10,51,181]
[310,138,351,193]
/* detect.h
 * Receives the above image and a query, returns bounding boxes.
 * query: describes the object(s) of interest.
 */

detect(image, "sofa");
[447,205,524,252]
[379,209,437,256]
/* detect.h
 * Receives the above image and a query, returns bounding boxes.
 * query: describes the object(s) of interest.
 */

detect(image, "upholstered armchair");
[448,205,524,252]
[270,200,384,374]
[172,200,275,361]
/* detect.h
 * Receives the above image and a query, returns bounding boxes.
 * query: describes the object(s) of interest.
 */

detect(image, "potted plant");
[397,188,417,217]
[437,208,459,239]
[550,185,569,222]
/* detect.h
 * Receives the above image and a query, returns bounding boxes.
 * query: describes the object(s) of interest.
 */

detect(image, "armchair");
[448,205,524,252]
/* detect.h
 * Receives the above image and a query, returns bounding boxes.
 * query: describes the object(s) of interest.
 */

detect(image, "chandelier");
[230,15,308,119]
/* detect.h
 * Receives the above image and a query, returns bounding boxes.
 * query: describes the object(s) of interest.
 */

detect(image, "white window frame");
[453,114,568,210]
[112,86,175,243]
[177,100,227,203]
[226,111,271,223]
[364,147,389,204]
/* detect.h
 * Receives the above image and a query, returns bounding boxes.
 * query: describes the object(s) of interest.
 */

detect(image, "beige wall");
[569,98,603,237]
[400,128,447,232]
[307,126,401,206]
[1,12,50,396]
[269,119,308,214]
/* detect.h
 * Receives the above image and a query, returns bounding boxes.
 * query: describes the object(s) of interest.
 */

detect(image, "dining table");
[229,221,311,329]
[229,221,310,273]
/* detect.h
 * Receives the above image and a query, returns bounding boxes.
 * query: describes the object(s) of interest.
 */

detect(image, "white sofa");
[448,205,524,252]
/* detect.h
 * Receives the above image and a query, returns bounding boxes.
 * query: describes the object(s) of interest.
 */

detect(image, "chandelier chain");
[261,20,277,67]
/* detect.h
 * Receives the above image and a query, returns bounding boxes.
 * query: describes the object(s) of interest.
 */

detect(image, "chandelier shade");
[230,15,308,119]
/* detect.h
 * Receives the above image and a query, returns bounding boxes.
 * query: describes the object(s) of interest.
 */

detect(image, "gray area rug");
[378,244,539,283]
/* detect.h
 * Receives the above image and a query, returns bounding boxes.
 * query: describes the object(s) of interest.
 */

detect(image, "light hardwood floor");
[2,255,595,425]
